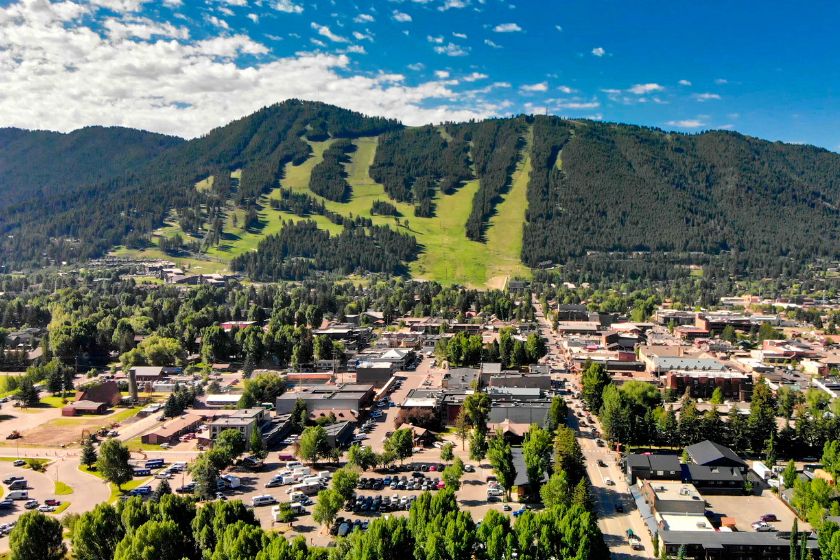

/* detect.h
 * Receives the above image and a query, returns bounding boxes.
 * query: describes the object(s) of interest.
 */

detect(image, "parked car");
[38,505,56,513]
[752,522,777,532]
[44,499,61,506]
[760,514,778,522]
[502,504,511,511]
[2,476,23,484]
[512,509,527,517]
[0,500,13,509]
[24,500,38,509]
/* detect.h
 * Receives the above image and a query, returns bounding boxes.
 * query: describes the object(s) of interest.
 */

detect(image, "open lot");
[702,491,810,534]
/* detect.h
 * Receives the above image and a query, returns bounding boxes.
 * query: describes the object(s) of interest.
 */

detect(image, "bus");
[145,459,165,469]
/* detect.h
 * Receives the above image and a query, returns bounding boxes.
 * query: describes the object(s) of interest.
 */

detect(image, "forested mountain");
[0,126,183,210]
[2,101,840,282]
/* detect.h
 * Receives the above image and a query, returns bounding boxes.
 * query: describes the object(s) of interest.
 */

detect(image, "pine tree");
[81,438,98,469]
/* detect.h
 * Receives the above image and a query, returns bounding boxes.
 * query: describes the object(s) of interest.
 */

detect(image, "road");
[534,300,652,558]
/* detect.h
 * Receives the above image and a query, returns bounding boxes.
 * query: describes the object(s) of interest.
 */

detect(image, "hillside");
[2,101,840,285]
[0,126,183,210]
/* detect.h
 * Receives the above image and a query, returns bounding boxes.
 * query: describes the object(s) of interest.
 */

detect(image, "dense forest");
[4,103,840,279]
[230,220,418,281]
[447,118,526,240]
[0,100,400,268]
[521,115,840,275]
[368,126,473,217]
[0,126,183,211]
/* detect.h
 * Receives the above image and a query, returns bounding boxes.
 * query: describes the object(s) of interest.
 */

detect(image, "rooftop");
[649,481,703,503]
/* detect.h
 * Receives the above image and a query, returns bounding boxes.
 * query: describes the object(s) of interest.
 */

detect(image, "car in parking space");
[512,508,527,517]
[24,500,39,509]
[2,476,23,484]
[502,504,511,511]
[44,499,61,506]
[463,464,474,472]
[38,505,56,513]
[0,500,14,509]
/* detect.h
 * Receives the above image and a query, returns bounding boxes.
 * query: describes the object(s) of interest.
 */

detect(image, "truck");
[220,474,241,488]
[753,461,773,480]
[289,482,320,495]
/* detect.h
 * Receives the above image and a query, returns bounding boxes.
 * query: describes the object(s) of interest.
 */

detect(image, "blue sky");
[0,0,838,149]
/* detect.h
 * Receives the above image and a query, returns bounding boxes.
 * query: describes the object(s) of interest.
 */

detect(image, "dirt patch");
[23,416,121,446]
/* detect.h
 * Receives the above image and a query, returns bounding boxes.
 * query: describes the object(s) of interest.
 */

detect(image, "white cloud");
[310,38,327,47]
[0,0,508,139]
[555,101,599,109]
[591,47,605,57]
[354,13,374,23]
[678,79,691,86]
[392,10,412,21]
[434,42,469,56]
[629,83,664,94]
[557,85,574,93]
[719,124,734,130]
[434,70,450,78]
[484,39,501,48]
[600,88,621,94]
[693,93,721,101]
[311,22,348,42]
[521,82,547,92]
[218,7,235,16]
[427,35,444,43]
[206,15,230,29]
[493,82,511,88]
[247,13,259,22]
[353,31,373,41]
[453,32,467,38]
[666,120,706,128]
[407,62,425,70]
[728,113,740,119]
[493,23,521,32]
[715,78,728,84]
[217,0,248,5]
[555,25,562,31]
[272,0,303,13]
[346,45,366,54]
[463,72,487,81]
[439,0,469,9]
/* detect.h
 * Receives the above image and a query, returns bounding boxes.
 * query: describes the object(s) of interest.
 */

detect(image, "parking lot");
[702,491,810,534]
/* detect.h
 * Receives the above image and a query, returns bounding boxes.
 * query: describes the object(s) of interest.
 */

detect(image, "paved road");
[533,300,653,558]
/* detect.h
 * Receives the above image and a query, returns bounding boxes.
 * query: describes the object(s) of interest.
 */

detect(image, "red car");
[760,514,778,522]
[44,499,61,506]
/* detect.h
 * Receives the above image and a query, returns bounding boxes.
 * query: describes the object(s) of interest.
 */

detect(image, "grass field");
[52,501,71,515]
[108,132,534,288]
[55,481,73,495]
[124,437,167,452]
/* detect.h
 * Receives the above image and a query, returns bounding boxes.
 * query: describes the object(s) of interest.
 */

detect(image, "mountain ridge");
[1,100,839,285]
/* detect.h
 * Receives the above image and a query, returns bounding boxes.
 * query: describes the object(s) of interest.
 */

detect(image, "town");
[0,270,839,560]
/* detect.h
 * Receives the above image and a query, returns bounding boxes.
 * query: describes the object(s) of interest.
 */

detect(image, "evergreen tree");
[81,438,98,469]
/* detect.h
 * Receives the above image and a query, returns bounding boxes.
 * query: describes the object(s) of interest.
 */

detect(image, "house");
[396,423,437,447]
[684,440,748,473]
[62,400,108,416]
[623,454,682,485]
[130,366,165,382]
[487,419,529,445]
[141,414,203,445]
[510,448,549,501]
[75,381,123,406]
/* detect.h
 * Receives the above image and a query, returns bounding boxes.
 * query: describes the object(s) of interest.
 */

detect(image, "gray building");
[624,454,682,485]
[324,421,355,448]
[276,384,375,414]
[208,408,267,442]
[488,373,551,391]
[660,530,818,560]
[641,481,705,515]
[442,368,479,389]
[487,402,552,425]
[355,362,394,388]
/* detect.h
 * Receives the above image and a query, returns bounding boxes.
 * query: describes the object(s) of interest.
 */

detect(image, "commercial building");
[275,384,375,414]
[660,530,819,560]
[685,440,748,473]
[142,414,203,445]
[324,421,355,448]
[488,373,551,390]
[663,370,753,401]
[208,408,267,442]
[355,362,394,388]
[641,481,705,516]
[74,381,123,406]
[61,400,108,416]
[624,454,682,485]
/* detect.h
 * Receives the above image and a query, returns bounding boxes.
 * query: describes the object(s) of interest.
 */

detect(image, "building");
[487,419,529,445]
[685,440,748,473]
[130,366,165,382]
[488,373,551,390]
[511,448,549,500]
[683,464,746,494]
[654,310,697,326]
[555,321,601,335]
[205,395,243,407]
[324,421,355,448]
[660,530,819,559]
[442,368,480,389]
[355,362,394,388]
[663,371,753,401]
[641,480,706,515]
[61,400,108,416]
[208,408,267,441]
[624,454,682,485]
[648,357,726,375]
[396,423,438,447]
[142,414,203,445]
[276,384,375,414]
[74,381,123,406]
[486,387,544,401]
[487,402,552,426]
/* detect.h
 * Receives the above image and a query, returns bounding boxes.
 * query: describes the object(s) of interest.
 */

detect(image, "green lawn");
[79,464,104,479]
[124,437,168,452]
[47,405,142,428]
[109,477,151,503]
[40,395,73,408]
[51,501,71,515]
[55,481,73,495]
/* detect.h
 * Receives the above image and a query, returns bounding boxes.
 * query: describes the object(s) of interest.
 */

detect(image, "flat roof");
[206,395,242,403]
[660,515,716,532]
[649,481,703,503]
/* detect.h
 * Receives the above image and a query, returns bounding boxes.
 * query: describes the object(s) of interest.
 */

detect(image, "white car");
[604,477,614,486]
[38,505,56,513]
